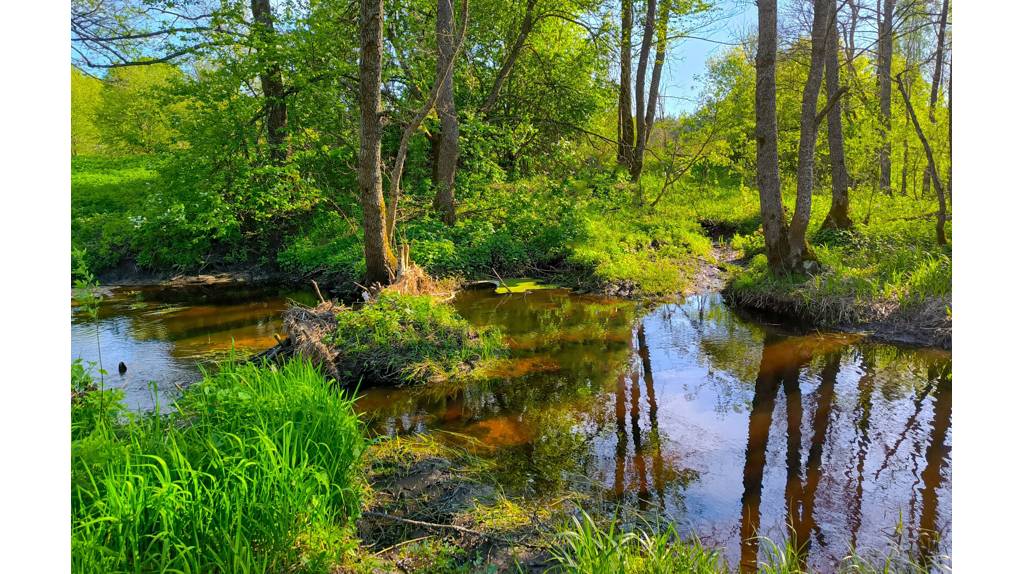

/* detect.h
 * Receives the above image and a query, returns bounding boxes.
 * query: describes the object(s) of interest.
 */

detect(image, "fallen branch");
[491,267,512,293]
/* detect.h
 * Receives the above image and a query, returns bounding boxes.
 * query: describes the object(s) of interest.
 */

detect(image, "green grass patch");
[71,359,366,573]
[324,292,505,384]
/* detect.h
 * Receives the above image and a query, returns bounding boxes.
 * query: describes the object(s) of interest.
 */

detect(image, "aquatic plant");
[547,509,724,574]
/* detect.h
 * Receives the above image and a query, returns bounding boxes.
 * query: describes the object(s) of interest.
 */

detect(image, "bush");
[71,360,366,573]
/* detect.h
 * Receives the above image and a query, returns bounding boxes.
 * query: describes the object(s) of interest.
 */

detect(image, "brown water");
[71,284,318,410]
[70,285,951,571]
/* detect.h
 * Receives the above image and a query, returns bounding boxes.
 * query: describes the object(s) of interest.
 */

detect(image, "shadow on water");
[71,285,952,570]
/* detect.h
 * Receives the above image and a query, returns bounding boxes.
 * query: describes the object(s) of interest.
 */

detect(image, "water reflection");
[70,286,952,569]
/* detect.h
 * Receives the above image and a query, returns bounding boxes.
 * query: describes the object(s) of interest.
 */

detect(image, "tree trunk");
[897,73,947,245]
[386,0,468,241]
[617,0,634,170]
[432,0,459,226]
[821,0,853,231]
[643,0,670,149]
[629,0,657,181]
[877,0,895,194]
[480,0,536,115]
[922,0,949,197]
[251,0,289,164]
[946,66,951,202]
[358,0,397,285]
[929,0,949,122]
[755,0,791,272]
[787,0,831,268]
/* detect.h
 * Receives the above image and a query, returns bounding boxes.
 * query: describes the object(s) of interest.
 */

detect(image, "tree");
[617,0,634,169]
[896,72,947,245]
[821,0,853,231]
[480,0,538,115]
[94,64,185,154]
[72,0,291,163]
[432,0,460,225]
[755,0,791,271]
[250,0,289,163]
[385,0,469,241]
[922,0,949,196]
[877,0,896,194]
[786,0,831,267]
[359,0,398,285]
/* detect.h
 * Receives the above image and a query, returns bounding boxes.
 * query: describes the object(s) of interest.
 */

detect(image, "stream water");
[71,284,951,571]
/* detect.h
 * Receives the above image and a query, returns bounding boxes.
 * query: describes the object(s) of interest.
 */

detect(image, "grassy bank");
[715,187,951,347]
[71,155,951,345]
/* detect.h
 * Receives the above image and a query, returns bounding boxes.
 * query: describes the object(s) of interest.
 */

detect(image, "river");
[71,283,952,571]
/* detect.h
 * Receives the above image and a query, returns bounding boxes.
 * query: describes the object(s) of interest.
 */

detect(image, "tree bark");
[643,0,670,149]
[821,0,853,231]
[359,0,397,285]
[897,73,947,245]
[385,0,468,241]
[629,0,657,181]
[251,0,289,164]
[877,0,895,194]
[922,0,949,197]
[787,0,831,267]
[617,0,634,170]
[928,0,949,122]
[480,0,536,115]
[755,0,791,272]
[432,0,459,226]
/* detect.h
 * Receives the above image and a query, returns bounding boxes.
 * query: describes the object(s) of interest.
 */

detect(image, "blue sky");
[659,0,759,116]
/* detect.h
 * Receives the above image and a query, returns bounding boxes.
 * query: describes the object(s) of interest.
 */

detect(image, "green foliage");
[548,510,724,574]
[71,155,160,273]
[71,360,366,574]
[71,67,103,155]
[325,292,504,384]
[95,64,188,154]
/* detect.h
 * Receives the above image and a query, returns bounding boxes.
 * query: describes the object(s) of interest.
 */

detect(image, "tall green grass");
[548,511,724,574]
[547,510,948,574]
[71,359,366,573]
